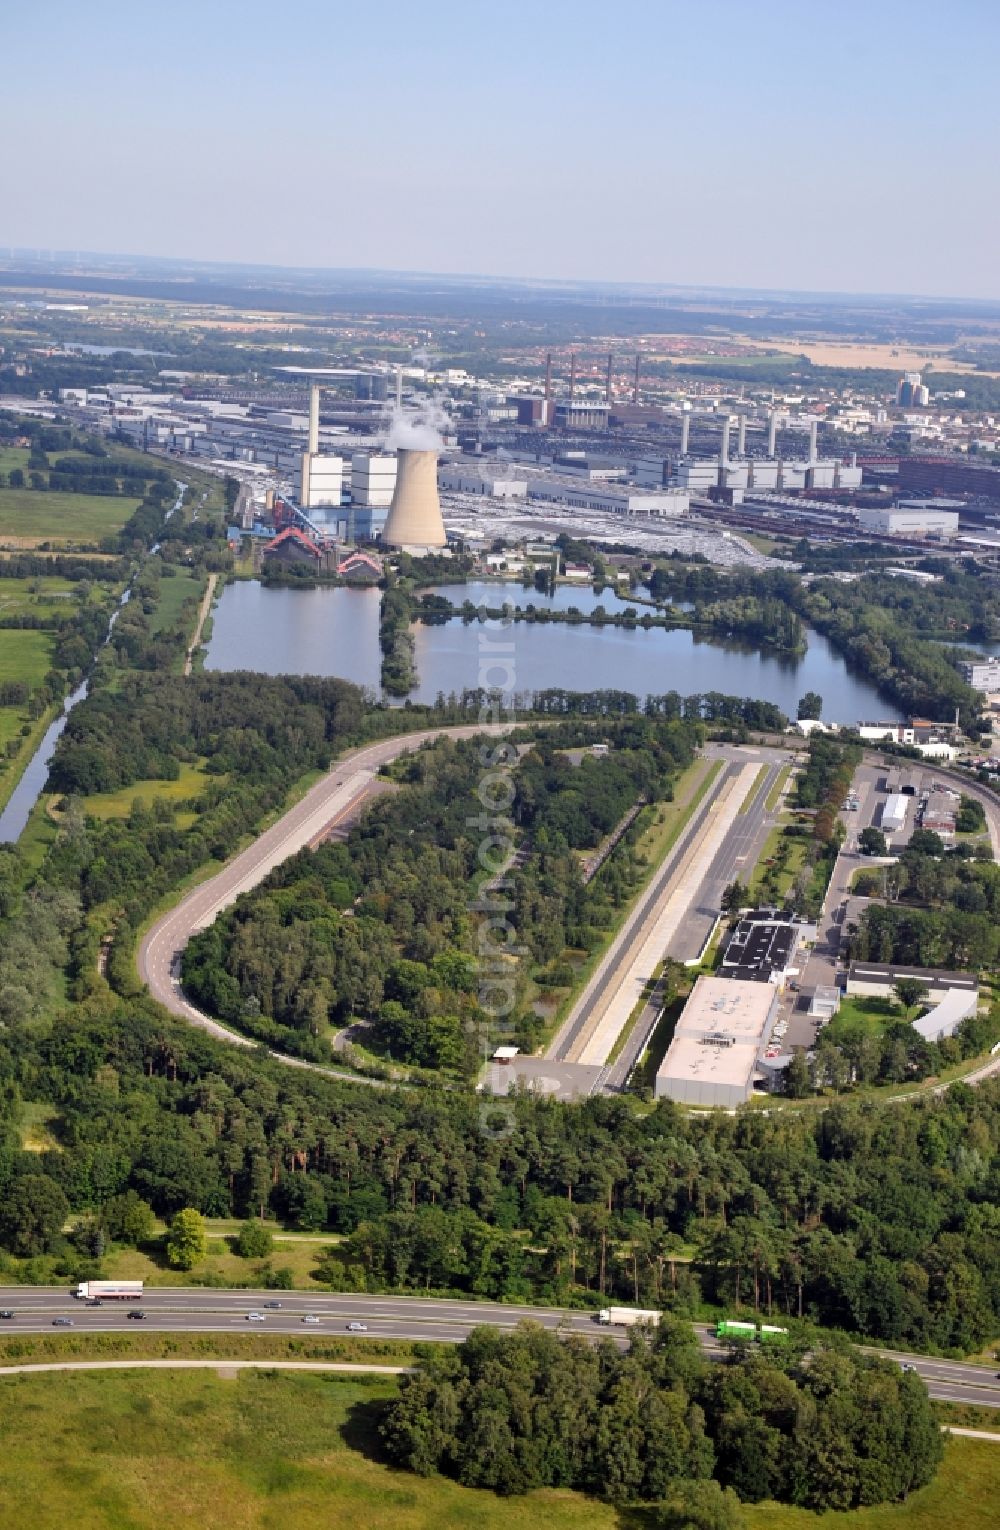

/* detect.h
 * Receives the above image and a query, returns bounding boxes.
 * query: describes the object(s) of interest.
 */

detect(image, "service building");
[654,975,778,1108]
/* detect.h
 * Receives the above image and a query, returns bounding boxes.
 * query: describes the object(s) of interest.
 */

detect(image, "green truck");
[716,1319,789,1344]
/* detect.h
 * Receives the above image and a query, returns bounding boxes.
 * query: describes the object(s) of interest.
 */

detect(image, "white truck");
[597,1306,661,1327]
[74,1280,144,1301]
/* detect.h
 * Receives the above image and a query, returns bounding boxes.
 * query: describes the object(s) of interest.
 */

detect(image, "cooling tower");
[382,449,446,548]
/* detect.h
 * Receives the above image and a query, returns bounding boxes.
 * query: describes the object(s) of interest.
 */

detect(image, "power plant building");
[382,448,448,549]
[300,453,344,508]
[654,975,778,1108]
[351,453,398,507]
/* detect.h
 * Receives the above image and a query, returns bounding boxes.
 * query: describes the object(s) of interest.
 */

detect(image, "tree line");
[381,1319,942,1510]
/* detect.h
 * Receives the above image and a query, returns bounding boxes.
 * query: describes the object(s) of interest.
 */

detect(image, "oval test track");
[137,724,506,1084]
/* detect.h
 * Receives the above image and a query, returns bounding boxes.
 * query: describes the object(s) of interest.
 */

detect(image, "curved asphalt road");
[137,723,506,1083]
[0,1286,997,1409]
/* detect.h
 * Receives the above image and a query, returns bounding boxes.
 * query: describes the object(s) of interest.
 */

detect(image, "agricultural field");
[0,1369,993,1530]
[0,574,78,615]
[0,488,142,545]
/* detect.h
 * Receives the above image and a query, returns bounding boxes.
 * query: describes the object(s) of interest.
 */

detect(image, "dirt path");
[184,572,218,676]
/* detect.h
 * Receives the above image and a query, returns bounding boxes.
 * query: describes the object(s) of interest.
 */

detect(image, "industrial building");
[526,477,689,517]
[654,975,778,1108]
[351,453,398,508]
[382,448,448,549]
[718,909,803,986]
[671,414,861,497]
[959,659,1000,692]
[846,963,978,1002]
[438,465,527,498]
[856,505,959,537]
[881,793,909,834]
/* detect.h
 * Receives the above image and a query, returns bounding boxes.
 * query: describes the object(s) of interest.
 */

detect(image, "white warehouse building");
[438,466,527,498]
[857,506,959,537]
[882,793,909,834]
[654,975,778,1108]
[527,477,689,518]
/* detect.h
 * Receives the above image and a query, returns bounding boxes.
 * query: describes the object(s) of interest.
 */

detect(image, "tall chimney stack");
[544,352,553,426]
[680,413,690,456]
[569,353,576,402]
[606,351,613,404]
[395,367,403,410]
[382,449,446,549]
[737,417,746,458]
[308,384,320,455]
[767,411,777,457]
[808,419,818,465]
[720,417,731,471]
[633,353,640,405]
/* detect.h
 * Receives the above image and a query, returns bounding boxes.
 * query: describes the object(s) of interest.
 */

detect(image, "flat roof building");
[719,909,802,985]
[882,793,909,833]
[655,975,778,1108]
[857,506,959,537]
[959,659,1000,692]
[846,962,978,1000]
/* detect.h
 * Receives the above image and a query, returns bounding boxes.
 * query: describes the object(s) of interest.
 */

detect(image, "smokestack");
[569,353,576,402]
[737,417,746,458]
[809,419,818,466]
[767,411,777,457]
[680,414,690,456]
[308,384,320,455]
[606,351,613,405]
[382,449,447,549]
[633,353,640,405]
[851,450,858,469]
[720,417,731,470]
[395,367,402,410]
[544,353,552,402]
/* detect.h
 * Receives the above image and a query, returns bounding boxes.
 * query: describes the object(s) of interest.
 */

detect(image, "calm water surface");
[204,581,901,723]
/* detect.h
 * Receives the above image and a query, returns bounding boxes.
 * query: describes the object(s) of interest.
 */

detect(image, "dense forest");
[381,1320,942,1509]
[0,996,998,1353]
[181,725,696,1066]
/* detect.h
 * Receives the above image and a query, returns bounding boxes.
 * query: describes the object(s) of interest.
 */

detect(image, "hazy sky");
[5,0,999,299]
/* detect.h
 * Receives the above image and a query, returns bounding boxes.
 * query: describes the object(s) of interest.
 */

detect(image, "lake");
[203,580,901,723]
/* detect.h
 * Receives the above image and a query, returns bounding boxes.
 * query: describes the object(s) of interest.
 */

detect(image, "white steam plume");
[385,397,450,452]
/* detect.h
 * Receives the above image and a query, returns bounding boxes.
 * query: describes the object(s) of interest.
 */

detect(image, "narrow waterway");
[0,482,187,844]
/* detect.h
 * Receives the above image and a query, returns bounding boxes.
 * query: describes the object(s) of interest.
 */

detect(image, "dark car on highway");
[0,1310,13,1319]
[127,1311,147,1321]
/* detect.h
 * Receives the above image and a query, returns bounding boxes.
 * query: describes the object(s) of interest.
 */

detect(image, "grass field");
[0,574,77,616]
[0,489,141,544]
[148,568,206,637]
[823,994,901,1044]
[79,761,212,821]
[0,1369,992,1530]
[100,1231,335,1292]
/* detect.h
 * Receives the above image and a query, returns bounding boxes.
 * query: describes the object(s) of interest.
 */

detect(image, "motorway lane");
[0,1289,997,1408]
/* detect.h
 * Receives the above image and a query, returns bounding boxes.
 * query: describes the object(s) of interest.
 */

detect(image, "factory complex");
[39,343,999,571]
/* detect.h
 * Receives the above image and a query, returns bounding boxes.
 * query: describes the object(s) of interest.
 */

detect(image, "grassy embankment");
[0,1368,993,1530]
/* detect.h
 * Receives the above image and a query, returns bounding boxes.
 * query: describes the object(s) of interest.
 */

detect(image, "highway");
[0,1287,997,1409]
